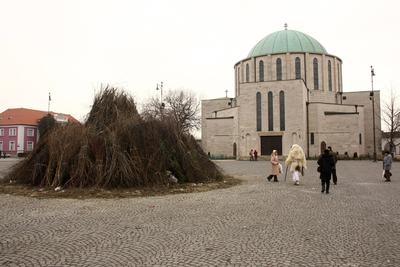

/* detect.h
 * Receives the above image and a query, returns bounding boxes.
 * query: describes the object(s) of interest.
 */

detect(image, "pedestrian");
[328,146,338,184]
[285,144,307,181]
[254,149,258,161]
[317,149,335,194]
[249,149,254,161]
[267,150,279,182]
[292,165,301,185]
[383,151,393,182]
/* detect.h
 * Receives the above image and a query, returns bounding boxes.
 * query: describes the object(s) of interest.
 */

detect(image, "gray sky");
[1,0,399,122]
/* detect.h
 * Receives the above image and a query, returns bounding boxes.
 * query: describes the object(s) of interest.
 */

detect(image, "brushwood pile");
[7,87,222,188]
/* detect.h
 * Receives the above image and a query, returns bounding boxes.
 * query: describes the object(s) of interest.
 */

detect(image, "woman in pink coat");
[267,150,280,182]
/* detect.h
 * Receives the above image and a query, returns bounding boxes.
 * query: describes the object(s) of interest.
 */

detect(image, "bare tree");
[382,90,400,153]
[142,89,200,134]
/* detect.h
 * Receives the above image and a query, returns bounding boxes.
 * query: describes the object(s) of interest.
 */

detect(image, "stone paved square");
[0,159,399,266]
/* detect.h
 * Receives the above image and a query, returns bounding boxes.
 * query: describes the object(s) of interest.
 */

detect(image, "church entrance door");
[260,136,282,155]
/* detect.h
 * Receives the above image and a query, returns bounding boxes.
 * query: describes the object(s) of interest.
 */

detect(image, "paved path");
[0,160,399,266]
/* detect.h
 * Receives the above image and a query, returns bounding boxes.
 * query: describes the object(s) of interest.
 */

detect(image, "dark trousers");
[321,178,330,193]
[267,175,278,182]
[332,168,337,184]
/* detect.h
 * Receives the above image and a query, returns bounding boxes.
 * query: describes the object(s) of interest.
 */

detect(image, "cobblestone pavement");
[1,160,400,266]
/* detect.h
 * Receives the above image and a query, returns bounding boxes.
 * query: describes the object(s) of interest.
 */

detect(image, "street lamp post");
[370,66,377,162]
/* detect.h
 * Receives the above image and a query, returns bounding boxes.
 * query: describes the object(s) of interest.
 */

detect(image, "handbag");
[317,166,321,172]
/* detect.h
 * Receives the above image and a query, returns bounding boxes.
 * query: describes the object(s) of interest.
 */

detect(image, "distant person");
[318,149,335,194]
[249,149,254,161]
[383,151,393,182]
[292,165,301,185]
[254,149,258,161]
[267,150,279,182]
[328,146,338,184]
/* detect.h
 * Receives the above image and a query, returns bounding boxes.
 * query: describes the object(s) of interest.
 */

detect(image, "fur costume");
[285,144,307,171]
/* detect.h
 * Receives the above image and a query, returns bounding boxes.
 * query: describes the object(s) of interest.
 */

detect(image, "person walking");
[292,165,301,185]
[317,149,335,194]
[267,150,279,182]
[254,149,258,161]
[328,146,338,184]
[249,149,254,161]
[383,151,393,182]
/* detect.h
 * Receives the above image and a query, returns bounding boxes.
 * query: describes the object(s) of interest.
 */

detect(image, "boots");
[273,175,278,182]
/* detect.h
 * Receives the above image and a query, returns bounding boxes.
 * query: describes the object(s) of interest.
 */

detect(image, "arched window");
[328,60,332,91]
[313,58,319,89]
[256,92,262,131]
[268,92,273,131]
[259,60,264,82]
[246,64,249,83]
[295,57,301,79]
[279,91,285,131]
[276,58,282,81]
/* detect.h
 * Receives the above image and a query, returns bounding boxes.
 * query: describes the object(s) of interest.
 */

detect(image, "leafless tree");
[142,89,200,134]
[382,90,400,153]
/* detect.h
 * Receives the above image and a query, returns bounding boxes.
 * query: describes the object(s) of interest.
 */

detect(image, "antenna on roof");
[284,23,288,30]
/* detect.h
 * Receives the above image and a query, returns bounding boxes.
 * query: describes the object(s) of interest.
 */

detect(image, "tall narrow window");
[313,58,319,89]
[310,133,315,145]
[268,92,273,131]
[279,91,285,131]
[359,133,362,145]
[295,57,301,79]
[259,60,264,82]
[256,92,262,131]
[328,60,332,91]
[338,63,342,92]
[246,64,249,83]
[276,58,282,80]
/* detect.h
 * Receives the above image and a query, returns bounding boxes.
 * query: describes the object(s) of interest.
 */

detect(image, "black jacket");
[317,153,335,179]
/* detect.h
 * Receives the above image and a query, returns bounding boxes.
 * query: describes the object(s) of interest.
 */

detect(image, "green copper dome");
[248,29,327,57]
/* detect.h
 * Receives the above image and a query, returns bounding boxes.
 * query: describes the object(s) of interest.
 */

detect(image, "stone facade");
[201,29,381,159]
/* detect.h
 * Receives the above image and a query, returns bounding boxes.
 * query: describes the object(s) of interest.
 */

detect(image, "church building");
[201,26,381,158]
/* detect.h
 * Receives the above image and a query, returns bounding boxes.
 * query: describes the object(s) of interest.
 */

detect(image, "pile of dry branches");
[7,87,222,188]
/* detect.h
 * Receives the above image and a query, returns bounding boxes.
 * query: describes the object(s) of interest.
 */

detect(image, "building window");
[313,58,319,89]
[276,58,282,81]
[9,128,16,136]
[256,92,262,131]
[246,63,249,82]
[268,92,273,131]
[295,57,301,79]
[27,128,34,137]
[27,141,34,151]
[0,128,3,136]
[238,67,241,83]
[279,91,285,131]
[0,141,3,151]
[9,141,15,151]
[359,133,362,145]
[310,133,314,145]
[337,63,341,92]
[328,61,332,91]
[259,60,264,82]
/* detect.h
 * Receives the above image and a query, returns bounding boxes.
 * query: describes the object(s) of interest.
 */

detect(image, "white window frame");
[0,128,4,136]
[9,141,15,151]
[27,141,34,151]
[9,128,17,136]
[27,128,34,137]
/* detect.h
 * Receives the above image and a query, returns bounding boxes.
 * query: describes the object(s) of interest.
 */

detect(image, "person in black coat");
[317,149,335,194]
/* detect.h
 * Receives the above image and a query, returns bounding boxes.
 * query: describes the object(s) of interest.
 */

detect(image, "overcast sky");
[1,0,399,121]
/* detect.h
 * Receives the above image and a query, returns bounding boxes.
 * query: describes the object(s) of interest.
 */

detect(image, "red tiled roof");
[0,108,79,126]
